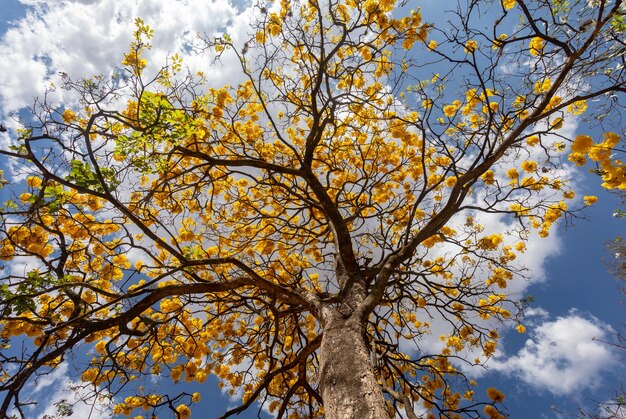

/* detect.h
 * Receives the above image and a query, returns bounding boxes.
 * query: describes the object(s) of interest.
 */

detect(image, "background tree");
[0,0,624,418]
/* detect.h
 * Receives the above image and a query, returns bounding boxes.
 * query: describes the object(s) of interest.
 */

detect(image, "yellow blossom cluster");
[502,0,516,10]
[465,39,478,53]
[529,37,545,56]
[477,234,504,251]
[486,267,513,288]
[568,132,624,190]
[0,225,54,260]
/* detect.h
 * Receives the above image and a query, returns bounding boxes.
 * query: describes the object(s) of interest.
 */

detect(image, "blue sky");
[0,1,623,418]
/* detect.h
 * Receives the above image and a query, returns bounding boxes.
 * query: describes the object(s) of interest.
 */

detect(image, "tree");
[0,0,624,418]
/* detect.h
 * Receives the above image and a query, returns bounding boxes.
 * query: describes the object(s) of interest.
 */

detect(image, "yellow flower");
[534,78,552,94]
[81,368,99,383]
[62,109,77,123]
[484,405,505,419]
[526,136,540,146]
[546,95,562,110]
[563,190,575,199]
[602,132,620,147]
[588,145,611,162]
[583,195,598,205]
[465,39,478,53]
[445,176,457,187]
[567,99,587,115]
[492,34,508,49]
[170,365,183,381]
[267,18,281,37]
[502,0,516,9]
[516,324,526,333]
[94,340,107,354]
[191,392,201,403]
[483,340,497,355]
[443,105,456,117]
[428,39,438,50]
[506,168,519,179]
[529,37,545,56]
[26,176,42,188]
[486,387,506,403]
[571,135,594,153]
[478,234,504,250]
[481,170,495,185]
[176,404,192,419]
[443,100,461,117]
[122,51,147,73]
[551,117,564,130]
[568,152,587,166]
[521,160,537,172]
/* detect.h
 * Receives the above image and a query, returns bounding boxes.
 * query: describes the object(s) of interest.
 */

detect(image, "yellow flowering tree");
[0,1,624,418]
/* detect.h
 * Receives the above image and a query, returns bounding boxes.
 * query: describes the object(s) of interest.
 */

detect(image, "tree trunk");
[319,311,390,419]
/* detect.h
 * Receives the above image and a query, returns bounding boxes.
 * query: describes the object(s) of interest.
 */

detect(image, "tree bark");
[319,311,390,419]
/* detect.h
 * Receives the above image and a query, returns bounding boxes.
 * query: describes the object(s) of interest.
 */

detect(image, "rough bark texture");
[319,311,390,419]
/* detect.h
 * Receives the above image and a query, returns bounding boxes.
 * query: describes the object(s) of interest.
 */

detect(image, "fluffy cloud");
[10,362,112,419]
[492,311,619,395]
[0,0,251,117]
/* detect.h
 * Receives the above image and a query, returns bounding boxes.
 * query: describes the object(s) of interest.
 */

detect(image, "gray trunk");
[319,312,390,419]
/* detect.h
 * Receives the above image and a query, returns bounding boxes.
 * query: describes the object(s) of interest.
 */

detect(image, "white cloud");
[492,311,619,395]
[524,306,550,320]
[0,0,251,116]
[10,362,113,419]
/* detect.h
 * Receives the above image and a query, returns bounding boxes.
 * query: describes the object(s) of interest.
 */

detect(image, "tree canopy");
[0,0,624,418]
